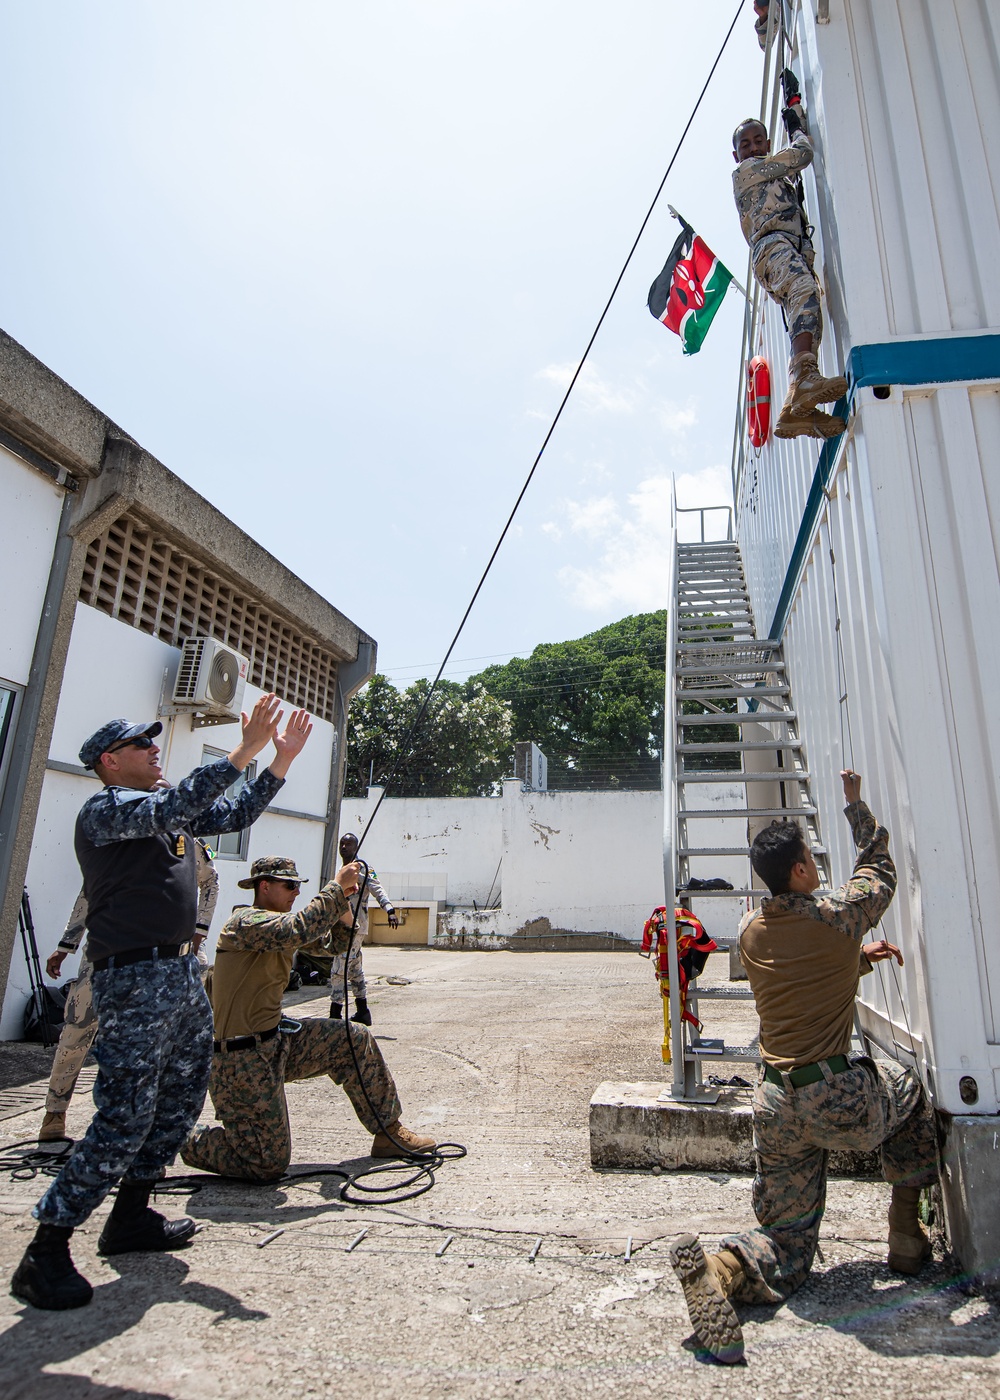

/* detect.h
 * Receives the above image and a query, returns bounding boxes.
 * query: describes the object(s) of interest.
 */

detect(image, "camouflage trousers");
[330,940,366,1000]
[721,1057,938,1305]
[45,958,98,1115]
[35,954,213,1229]
[180,1017,402,1182]
[753,236,822,344]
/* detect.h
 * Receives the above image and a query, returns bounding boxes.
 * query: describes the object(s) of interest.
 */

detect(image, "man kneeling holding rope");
[181,856,435,1180]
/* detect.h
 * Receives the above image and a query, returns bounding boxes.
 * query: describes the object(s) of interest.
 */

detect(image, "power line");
[355,0,747,850]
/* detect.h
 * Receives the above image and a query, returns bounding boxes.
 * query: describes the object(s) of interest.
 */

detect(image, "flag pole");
[667,205,750,301]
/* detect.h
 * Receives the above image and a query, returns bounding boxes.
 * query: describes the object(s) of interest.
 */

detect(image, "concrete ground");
[1,948,998,1399]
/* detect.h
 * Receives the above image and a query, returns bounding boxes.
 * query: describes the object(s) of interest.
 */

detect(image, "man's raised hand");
[270,709,313,779]
[228,694,283,771]
[841,769,862,805]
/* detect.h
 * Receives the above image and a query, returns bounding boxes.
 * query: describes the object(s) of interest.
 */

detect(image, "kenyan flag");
[648,219,733,355]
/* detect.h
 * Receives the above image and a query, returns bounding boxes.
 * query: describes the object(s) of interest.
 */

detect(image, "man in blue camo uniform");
[669,770,939,1364]
[11,695,312,1311]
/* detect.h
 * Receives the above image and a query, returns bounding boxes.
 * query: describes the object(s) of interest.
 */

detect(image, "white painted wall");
[3,600,336,1038]
[0,446,63,687]
[339,782,753,946]
[341,789,503,907]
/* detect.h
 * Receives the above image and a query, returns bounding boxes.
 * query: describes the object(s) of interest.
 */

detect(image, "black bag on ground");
[24,984,66,1043]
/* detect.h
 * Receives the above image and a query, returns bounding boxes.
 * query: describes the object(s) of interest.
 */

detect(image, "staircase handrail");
[662,478,686,1093]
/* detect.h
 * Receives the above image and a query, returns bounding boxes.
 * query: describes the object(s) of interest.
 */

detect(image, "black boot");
[11,1223,93,1310]
[97,1180,197,1256]
[351,998,372,1026]
[330,1001,343,1020]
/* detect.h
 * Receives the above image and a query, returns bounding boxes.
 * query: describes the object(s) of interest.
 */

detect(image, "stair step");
[686,1043,760,1063]
[678,628,756,640]
[675,685,790,701]
[676,887,759,898]
[676,740,802,754]
[680,711,797,724]
[680,844,825,857]
[678,806,817,818]
[678,770,810,783]
[676,665,785,679]
[688,985,756,1001]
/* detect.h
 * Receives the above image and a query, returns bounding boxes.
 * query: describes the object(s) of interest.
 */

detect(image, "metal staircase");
[663,513,832,1101]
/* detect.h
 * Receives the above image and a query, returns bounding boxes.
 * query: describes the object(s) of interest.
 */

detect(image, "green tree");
[472,613,668,790]
[345,675,513,798]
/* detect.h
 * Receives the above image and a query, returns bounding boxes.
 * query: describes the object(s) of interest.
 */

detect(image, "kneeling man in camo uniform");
[181,855,435,1181]
[669,770,939,1363]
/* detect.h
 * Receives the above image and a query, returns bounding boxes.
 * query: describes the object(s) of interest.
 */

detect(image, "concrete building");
[0,330,375,1037]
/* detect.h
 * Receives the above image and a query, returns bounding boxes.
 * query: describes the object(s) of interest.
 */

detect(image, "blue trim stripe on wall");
[766,335,1000,641]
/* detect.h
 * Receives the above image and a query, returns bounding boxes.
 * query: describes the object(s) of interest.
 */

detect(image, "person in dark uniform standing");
[11,694,311,1311]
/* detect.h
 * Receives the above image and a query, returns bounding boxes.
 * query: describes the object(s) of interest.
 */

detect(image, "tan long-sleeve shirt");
[739,801,896,1071]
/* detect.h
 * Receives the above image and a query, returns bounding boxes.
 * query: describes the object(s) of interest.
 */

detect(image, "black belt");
[214,1025,281,1053]
[92,943,191,973]
[763,1053,851,1089]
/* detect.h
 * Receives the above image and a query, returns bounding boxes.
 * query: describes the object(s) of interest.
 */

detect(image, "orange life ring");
[747,355,771,448]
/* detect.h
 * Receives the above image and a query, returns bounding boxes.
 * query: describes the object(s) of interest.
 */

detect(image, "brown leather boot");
[887,1185,932,1275]
[371,1122,437,1159]
[39,1112,68,1143]
[787,351,849,412]
[670,1234,745,1364]
[774,406,847,440]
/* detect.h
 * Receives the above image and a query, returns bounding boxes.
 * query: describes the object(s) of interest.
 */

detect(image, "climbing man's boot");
[350,998,372,1026]
[97,1180,197,1256]
[887,1184,932,1275]
[669,1233,745,1365]
[371,1122,437,1159]
[774,406,847,440]
[329,1001,343,1020]
[786,351,848,413]
[39,1111,68,1142]
[10,1224,93,1310]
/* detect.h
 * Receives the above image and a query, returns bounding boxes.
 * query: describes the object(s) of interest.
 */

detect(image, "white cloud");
[554,466,733,612]
[536,362,637,415]
[653,400,698,434]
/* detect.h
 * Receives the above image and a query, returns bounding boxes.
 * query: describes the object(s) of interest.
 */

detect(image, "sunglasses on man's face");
[276,879,301,891]
[107,734,156,755]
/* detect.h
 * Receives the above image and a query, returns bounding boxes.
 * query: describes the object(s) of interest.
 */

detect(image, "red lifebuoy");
[747,355,771,448]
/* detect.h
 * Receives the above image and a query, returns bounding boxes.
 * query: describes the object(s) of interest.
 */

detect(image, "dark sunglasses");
[107,733,156,755]
[275,879,301,891]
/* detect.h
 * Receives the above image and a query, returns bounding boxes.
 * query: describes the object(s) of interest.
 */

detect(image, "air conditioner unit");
[172,637,249,719]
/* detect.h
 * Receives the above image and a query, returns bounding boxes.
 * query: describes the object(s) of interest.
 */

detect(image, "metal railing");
[676,504,734,543]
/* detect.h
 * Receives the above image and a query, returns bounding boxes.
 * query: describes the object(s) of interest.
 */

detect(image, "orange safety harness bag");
[641,906,718,1032]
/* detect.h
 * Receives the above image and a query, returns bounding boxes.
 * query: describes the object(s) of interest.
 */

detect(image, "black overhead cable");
[355,0,746,854]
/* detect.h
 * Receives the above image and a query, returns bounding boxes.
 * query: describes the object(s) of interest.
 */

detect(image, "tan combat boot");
[371,1122,437,1159]
[787,351,848,412]
[670,1233,745,1364]
[887,1184,932,1275]
[774,405,847,440]
[39,1112,68,1143]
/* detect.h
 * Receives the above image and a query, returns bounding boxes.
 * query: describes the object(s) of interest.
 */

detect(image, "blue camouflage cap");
[79,719,163,770]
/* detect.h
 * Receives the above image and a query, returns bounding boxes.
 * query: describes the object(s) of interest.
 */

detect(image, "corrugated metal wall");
[734,1,1000,1115]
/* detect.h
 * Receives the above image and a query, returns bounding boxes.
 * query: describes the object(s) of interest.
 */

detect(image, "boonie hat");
[79,719,163,770]
[238,856,309,889]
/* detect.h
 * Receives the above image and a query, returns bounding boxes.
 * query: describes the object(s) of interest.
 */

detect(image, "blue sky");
[2,2,762,683]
